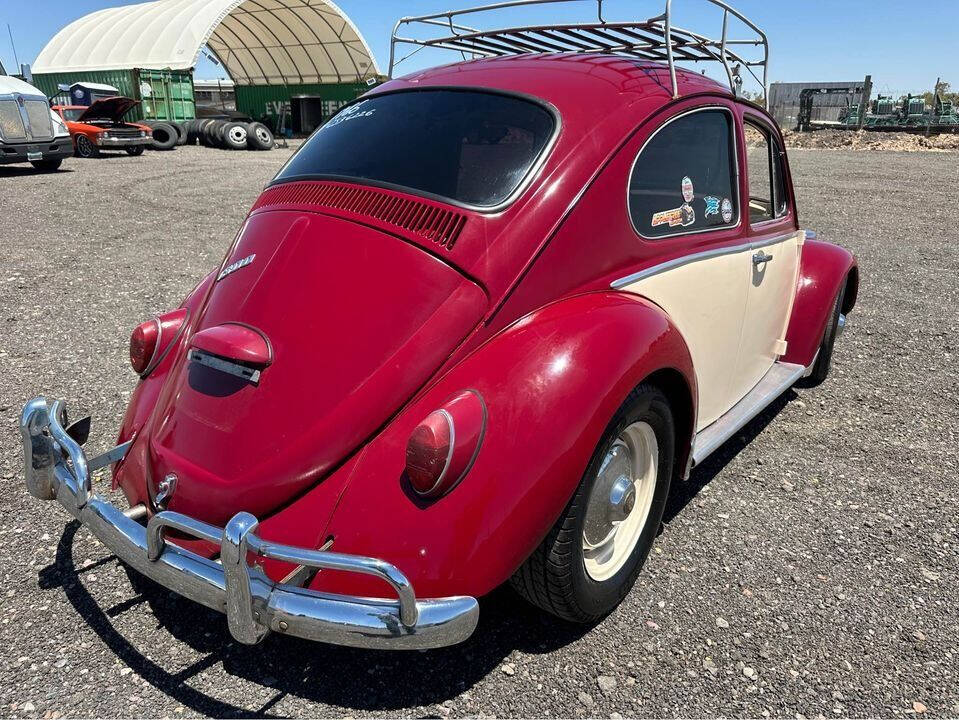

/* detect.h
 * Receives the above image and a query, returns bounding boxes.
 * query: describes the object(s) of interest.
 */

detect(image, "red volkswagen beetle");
[21,1,857,650]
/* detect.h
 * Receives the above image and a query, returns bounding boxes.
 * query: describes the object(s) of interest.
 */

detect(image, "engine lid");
[146,209,486,525]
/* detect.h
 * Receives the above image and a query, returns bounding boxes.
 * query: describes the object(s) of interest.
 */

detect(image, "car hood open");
[77,96,138,122]
[142,210,487,525]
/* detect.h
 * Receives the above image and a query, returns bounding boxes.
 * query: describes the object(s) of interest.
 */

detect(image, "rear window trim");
[269,85,562,214]
[626,104,741,241]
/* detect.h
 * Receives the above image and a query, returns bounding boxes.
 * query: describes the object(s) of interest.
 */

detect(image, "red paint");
[189,323,272,367]
[109,55,856,600]
[782,239,859,367]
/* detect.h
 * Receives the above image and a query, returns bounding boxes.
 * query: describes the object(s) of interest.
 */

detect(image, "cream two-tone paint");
[615,231,802,431]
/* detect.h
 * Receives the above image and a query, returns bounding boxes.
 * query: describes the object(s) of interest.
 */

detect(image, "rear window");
[628,109,738,238]
[273,90,556,208]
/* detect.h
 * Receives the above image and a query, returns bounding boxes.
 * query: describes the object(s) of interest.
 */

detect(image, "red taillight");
[405,390,486,498]
[129,308,188,377]
[129,319,159,375]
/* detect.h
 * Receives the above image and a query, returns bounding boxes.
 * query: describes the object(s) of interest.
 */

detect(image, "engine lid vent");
[252,181,467,250]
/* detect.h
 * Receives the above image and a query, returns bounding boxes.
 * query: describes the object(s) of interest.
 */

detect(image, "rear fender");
[783,239,858,367]
[273,292,696,599]
[113,270,215,500]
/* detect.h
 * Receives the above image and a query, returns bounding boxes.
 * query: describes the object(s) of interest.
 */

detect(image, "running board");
[692,362,806,465]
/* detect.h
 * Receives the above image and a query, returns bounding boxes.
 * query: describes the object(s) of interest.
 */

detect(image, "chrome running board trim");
[692,361,805,465]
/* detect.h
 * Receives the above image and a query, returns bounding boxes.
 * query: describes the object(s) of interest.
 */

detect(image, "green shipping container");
[31,68,196,122]
[235,82,370,135]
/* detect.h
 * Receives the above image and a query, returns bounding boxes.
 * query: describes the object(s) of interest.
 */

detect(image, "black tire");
[245,121,274,150]
[222,121,248,150]
[799,282,846,387]
[149,123,178,150]
[75,135,99,158]
[169,121,188,145]
[125,145,145,156]
[197,119,217,146]
[30,158,63,172]
[213,120,231,148]
[185,119,202,144]
[202,120,224,147]
[510,384,675,623]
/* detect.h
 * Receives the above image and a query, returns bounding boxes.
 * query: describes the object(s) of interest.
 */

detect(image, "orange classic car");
[54,97,152,158]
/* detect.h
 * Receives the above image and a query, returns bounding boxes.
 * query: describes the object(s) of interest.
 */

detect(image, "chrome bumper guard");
[20,397,479,650]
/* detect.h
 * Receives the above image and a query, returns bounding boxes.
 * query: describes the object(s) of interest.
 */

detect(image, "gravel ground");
[0,145,956,719]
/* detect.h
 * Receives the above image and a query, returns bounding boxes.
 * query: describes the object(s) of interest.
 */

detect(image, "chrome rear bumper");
[20,397,479,650]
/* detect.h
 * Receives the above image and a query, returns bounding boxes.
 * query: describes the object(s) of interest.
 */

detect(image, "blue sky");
[2,0,956,98]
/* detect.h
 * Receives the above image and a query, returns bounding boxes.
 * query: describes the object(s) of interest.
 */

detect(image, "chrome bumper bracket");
[20,397,479,650]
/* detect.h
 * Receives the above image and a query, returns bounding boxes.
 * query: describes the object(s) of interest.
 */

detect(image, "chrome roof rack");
[389,0,769,107]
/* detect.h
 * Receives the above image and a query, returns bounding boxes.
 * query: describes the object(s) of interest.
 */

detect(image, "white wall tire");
[511,383,675,623]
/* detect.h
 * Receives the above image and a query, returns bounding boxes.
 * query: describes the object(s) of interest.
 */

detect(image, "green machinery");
[799,75,959,134]
[861,92,958,133]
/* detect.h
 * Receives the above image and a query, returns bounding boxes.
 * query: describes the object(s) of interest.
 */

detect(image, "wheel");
[125,145,145,156]
[510,384,675,622]
[198,119,217,146]
[799,282,846,386]
[222,122,248,150]
[245,121,275,150]
[30,158,62,171]
[75,135,99,158]
[149,123,178,150]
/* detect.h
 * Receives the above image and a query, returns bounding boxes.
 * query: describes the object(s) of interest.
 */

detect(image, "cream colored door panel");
[618,246,751,431]
[729,231,801,404]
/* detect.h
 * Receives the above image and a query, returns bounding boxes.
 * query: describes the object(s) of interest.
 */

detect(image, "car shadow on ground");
[37,389,797,717]
[0,166,75,177]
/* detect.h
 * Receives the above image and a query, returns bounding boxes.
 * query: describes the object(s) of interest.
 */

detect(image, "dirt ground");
[0,145,957,718]
[782,128,959,152]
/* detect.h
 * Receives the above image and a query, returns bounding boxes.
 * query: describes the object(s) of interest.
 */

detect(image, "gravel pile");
[782,128,959,152]
[0,146,956,718]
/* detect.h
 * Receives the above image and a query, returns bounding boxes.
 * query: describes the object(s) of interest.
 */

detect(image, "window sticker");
[651,204,695,228]
[651,178,696,228]
[704,195,720,218]
[721,198,733,223]
[322,100,376,130]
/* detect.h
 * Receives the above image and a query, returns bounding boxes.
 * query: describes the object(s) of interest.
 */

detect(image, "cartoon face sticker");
[721,198,734,224]
[681,176,694,203]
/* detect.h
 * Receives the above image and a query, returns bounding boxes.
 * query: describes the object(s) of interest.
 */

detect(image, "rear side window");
[273,89,556,208]
[628,109,738,238]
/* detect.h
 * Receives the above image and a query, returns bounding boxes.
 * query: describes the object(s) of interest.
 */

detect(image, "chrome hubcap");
[582,422,658,582]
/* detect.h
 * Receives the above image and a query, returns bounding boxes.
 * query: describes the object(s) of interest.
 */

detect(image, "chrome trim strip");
[610,232,797,289]
[20,397,479,650]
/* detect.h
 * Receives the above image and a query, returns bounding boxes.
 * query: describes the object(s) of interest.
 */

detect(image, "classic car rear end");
[0,74,72,171]
[20,0,858,650]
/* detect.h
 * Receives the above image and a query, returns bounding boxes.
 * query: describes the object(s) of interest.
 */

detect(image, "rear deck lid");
[147,209,487,525]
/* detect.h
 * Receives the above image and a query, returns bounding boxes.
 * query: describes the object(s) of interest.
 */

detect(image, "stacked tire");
[141,121,179,151]
[185,118,275,150]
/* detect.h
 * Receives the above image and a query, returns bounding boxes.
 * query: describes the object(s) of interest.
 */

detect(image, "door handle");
[752,251,774,265]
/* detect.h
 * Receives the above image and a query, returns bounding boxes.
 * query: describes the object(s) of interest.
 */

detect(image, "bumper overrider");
[20,397,479,650]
